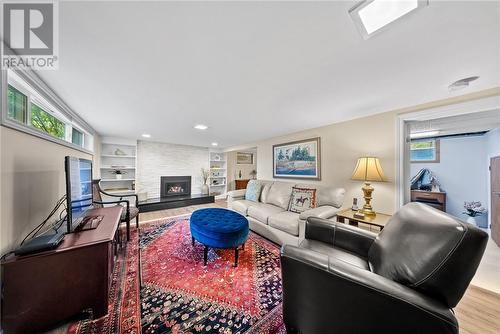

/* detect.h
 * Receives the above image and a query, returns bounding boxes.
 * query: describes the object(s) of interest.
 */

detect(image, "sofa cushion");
[260,181,274,204]
[317,187,345,208]
[300,239,369,270]
[269,211,300,236]
[266,182,294,209]
[231,200,258,215]
[288,187,316,213]
[245,180,262,202]
[248,203,284,224]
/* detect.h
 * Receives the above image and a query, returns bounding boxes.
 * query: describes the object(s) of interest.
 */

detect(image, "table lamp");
[351,157,386,218]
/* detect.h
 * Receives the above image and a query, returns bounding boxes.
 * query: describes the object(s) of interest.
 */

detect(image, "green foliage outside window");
[410,140,435,150]
[7,85,27,123]
[31,103,66,139]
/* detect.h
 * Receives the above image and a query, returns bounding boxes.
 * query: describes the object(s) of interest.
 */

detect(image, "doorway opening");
[226,147,258,191]
[396,102,500,294]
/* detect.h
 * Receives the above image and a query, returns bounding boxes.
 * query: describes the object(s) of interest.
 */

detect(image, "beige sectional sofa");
[227,180,345,246]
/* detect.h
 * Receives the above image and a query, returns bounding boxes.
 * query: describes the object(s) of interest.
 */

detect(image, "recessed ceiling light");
[194,124,208,130]
[141,134,151,138]
[211,142,218,146]
[410,130,440,139]
[349,0,428,39]
[448,76,480,91]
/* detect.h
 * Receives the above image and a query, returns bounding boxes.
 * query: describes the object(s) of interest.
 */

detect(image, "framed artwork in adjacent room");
[273,137,321,180]
[237,152,254,164]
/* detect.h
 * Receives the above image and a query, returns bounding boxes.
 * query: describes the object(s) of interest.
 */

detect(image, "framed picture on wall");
[273,137,321,180]
[237,152,254,164]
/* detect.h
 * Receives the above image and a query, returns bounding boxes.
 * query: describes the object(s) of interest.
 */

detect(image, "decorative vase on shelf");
[201,184,209,195]
[116,174,122,180]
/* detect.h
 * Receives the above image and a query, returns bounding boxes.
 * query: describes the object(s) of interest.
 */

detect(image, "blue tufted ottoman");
[190,208,249,267]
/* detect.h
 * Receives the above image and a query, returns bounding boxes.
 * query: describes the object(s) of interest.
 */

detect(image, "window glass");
[72,128,84,147]
[7,85,27,123]
[410,139,439,162]
[31,103,66,139]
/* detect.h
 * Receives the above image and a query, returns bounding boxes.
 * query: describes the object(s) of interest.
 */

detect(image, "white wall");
[410,135,488,221]
[252,111,397,214]
[0,126,95,255]
[136,140,209,198]
[486,127,500,158]
[486,127,500,227]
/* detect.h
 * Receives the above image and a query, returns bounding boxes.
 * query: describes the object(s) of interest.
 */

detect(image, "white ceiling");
[37,1,500,148]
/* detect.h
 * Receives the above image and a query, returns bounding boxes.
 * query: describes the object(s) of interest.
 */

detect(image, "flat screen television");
[65,156,94,232]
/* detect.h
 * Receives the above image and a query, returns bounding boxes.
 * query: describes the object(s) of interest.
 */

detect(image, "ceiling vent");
[448,76,479,91]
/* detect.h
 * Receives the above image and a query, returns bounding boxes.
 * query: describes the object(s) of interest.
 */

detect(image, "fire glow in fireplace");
[160,176,191,197]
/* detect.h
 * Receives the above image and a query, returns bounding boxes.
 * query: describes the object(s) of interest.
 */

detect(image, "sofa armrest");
[299,206,340,220]
[227,189,246,199]
[305,217,377,258]
[280,245,458,334]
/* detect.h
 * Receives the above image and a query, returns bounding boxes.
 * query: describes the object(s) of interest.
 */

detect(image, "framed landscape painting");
[273,137,321,180]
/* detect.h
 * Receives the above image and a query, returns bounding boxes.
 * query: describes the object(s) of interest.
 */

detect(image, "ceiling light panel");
[349,0,428,39]
[194,124,208,130]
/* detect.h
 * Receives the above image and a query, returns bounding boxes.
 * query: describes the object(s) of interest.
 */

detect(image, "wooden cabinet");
[411,190,446,212]
[235,179,250,190]
[1,206,122,334]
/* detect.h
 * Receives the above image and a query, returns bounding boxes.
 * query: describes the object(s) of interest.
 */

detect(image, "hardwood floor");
[138,199,227,223]
[139,201,500,334]
[456,286,500,334]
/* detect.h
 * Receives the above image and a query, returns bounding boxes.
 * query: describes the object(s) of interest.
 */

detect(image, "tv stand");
[1,206,122,334]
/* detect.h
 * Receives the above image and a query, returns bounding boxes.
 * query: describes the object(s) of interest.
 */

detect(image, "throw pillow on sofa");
[245,180,262,202]
[288,187,316,213]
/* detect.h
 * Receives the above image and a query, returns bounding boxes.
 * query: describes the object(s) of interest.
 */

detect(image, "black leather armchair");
[281,203,488,334]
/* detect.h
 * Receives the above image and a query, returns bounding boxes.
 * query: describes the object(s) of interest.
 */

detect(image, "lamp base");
[360,182,377,217]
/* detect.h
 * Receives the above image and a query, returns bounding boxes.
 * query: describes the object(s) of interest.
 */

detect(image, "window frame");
[410,138,441,163]
[71,127,85,147]
[2,69,94,153]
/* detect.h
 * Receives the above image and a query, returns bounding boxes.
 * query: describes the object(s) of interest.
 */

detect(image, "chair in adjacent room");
[280,202,488,334]
[92,179,139,241]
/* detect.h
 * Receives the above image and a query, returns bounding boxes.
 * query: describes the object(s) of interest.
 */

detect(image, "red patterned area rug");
[67,215,286,334]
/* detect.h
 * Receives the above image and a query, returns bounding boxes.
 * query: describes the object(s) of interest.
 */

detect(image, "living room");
[1,1,499,334]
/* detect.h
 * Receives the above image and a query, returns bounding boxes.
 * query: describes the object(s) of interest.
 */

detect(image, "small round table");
[190,208,249,267]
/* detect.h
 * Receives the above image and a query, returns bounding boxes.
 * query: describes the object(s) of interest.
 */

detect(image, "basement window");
[7,85,27,123]
[30,102,66,140]
[4,70,92,151]
[72,128,84,147]
[410,139,440,163]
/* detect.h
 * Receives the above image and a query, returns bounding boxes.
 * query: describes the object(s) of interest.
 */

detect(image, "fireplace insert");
[160,176,191,197]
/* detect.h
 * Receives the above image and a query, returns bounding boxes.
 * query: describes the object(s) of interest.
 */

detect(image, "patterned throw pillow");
[288,187,317,213]
[245,180,263,202]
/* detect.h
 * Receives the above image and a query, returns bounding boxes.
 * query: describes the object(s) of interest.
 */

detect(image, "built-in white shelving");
[209,151,227,199]
[100,137,137,195]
